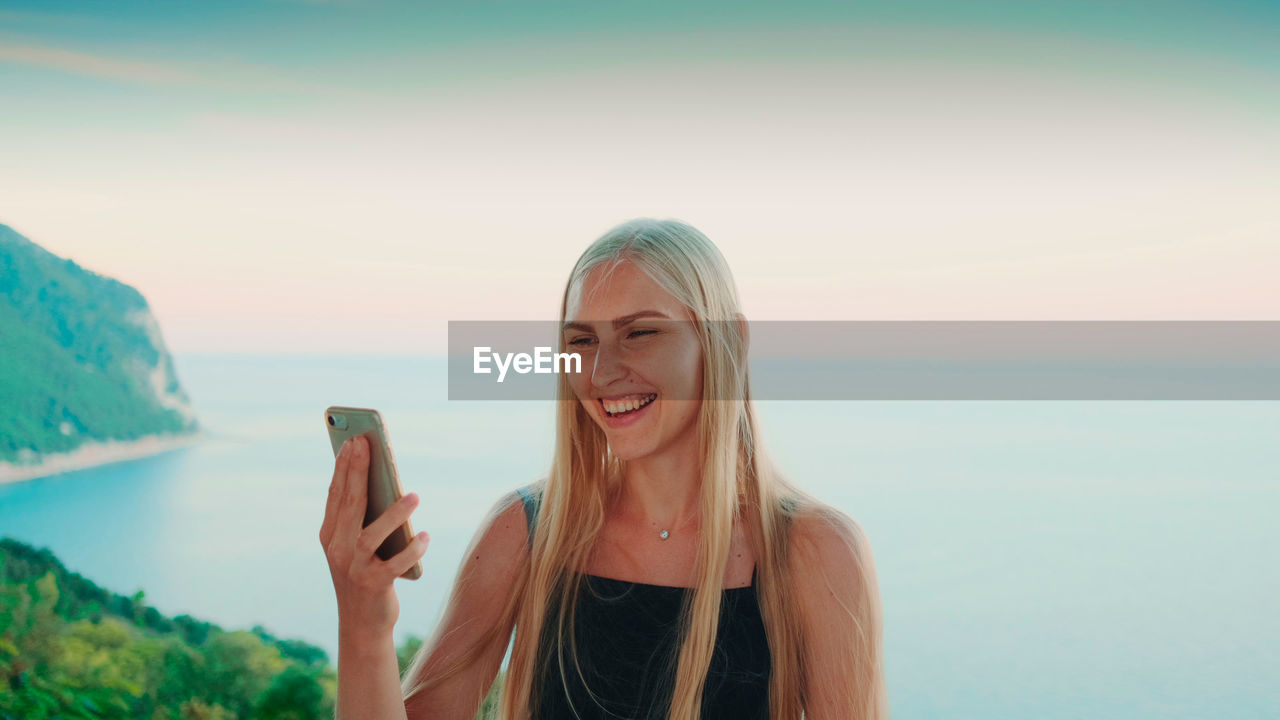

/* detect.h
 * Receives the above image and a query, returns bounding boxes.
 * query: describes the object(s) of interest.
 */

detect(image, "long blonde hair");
[403,218,885,719]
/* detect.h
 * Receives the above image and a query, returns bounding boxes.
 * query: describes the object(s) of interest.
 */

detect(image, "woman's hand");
[320,434,430,639]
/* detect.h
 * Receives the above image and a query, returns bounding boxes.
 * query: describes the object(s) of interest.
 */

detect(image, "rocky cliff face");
[0,223,198,467]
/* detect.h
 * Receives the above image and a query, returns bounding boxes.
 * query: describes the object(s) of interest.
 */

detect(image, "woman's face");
[562,260,703,462]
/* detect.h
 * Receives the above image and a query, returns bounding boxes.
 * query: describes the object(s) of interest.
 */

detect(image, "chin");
[600,431,654,457]
[608,445,655,463]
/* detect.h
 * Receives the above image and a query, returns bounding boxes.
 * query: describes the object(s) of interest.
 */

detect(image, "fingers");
[382,530,430,581]
[319,437,355,546]
[357,491,419,556]
[333,434,370,546]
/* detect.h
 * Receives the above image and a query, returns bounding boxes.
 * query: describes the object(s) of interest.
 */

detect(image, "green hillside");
[0,537,336,719]
[0,538,504,719]
[0,224,198,465]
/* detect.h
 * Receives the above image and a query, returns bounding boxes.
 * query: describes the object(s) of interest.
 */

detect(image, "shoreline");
[0,431,205,485]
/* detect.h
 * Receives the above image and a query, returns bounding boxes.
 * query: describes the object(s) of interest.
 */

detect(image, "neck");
[614,432,702,533]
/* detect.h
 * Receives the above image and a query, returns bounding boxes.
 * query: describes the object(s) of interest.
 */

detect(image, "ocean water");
[0,353,1276,719]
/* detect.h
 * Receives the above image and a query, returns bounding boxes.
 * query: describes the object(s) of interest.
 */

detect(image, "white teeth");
[603,393,656,415]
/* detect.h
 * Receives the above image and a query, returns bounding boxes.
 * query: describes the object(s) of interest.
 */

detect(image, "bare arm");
[401,493,530,719]
[321,435,532,720]
[321,434,427,720]
[791,506,889,720]
[337,629,405,720]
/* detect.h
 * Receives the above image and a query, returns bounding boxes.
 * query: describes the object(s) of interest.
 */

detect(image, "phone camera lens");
[327,415,335,426]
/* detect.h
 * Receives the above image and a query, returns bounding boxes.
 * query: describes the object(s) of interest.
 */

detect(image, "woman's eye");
[566,330,656,347]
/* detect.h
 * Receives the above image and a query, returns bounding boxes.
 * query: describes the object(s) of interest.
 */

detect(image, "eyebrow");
[562,310,672,333]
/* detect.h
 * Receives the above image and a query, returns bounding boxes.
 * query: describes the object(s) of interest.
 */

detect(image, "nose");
[590,339,629,389]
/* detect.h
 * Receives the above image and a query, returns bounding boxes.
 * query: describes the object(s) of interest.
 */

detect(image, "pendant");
[659,530,670,540]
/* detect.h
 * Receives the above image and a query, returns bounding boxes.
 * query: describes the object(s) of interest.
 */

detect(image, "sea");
[0,353,1275,719]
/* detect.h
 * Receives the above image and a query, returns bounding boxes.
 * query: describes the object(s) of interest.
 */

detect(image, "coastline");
[0,431,205,485]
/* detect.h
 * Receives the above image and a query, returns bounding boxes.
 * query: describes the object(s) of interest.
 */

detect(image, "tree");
[201,631,288,718]
[251,664,331,720]
[179,699,236,720]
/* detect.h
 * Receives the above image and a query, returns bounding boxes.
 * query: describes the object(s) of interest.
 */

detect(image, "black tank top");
[516,485,771,720]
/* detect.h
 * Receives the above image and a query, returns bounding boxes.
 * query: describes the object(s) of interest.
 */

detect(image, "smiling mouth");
[600,393,658,418]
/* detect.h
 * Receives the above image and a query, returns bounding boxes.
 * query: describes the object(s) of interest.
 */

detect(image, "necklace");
[655,505,698,540]
[614,484,698,541]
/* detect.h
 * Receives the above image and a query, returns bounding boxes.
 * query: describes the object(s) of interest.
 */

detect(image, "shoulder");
[489,488,531,527]
[459,486,538,581]
[784,500,883,658]
[786,501,888,718]
[479,486,534,546]
[786,500,877,598]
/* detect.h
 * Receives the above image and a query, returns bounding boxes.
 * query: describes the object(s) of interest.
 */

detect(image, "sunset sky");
[2,1,1276,353]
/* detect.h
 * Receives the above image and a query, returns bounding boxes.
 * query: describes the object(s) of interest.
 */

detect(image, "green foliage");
[0,539,334,719]
[250,625,329,667]
[396,634,424,675]
[250,665,330,720]
[0,540,221,646]
[0,223,198,465]
[202,631,289,717]
[178,699,236,720]
[0,538,503,719]
[477,670,504,719]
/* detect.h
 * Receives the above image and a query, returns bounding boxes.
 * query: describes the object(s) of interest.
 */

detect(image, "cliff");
[0,223,198,476]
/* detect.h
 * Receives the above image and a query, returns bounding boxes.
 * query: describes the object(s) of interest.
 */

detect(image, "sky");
[1,1,1277,354]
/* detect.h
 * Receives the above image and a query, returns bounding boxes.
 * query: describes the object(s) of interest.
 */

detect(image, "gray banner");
[447,321,1280,400]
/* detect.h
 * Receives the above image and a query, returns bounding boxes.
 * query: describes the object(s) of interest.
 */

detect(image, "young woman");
[320,218,887,719]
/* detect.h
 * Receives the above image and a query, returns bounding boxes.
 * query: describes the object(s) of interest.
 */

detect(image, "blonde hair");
[403,218,885,719]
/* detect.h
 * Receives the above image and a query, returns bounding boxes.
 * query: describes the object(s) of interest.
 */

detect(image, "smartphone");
[324,406,422,580]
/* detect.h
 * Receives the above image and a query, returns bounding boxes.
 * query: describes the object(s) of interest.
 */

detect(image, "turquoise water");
[1,354,1276,718]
